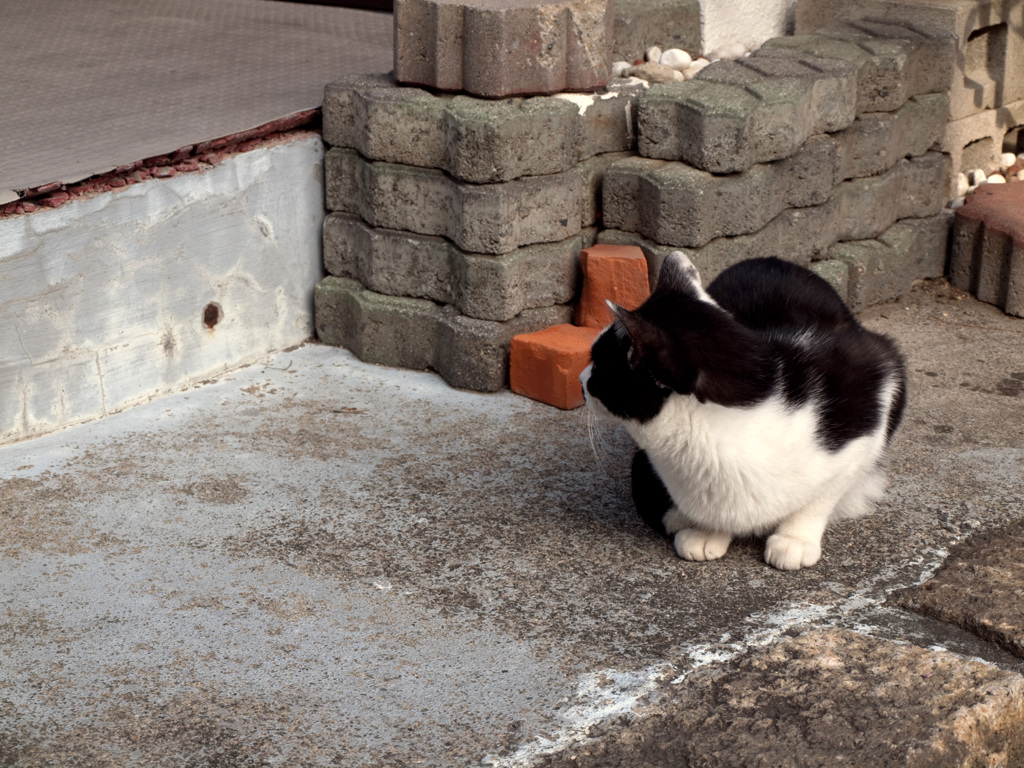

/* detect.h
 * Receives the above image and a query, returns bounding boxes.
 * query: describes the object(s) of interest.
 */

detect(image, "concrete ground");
[2,279,1023,767]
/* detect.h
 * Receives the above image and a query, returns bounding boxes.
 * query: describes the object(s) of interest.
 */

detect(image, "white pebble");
[1000,152,1017,170]
[611,60,632,78]
[660,48,692,70]
[955,172,970,198]
[949,196,966,209]
[725,42,747,59]
[646,46,662,63]
[1018,169,1024,181]
[1018,152,1024,162]
[685,58,710,77]
[968,168,987,186]
[985,173,1007,184]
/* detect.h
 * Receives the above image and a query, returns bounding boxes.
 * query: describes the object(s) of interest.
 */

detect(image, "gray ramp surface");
[0,0,393,199]
[2,284,1024,766]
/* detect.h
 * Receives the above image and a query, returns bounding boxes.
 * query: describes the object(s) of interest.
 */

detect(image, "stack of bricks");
[788,0,1024,318]
[797,0,1024,183]
[314,0,655,392]
[596,17,959,311]
[510,244,650,409]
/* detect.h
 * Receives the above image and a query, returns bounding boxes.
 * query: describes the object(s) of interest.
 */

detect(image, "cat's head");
[580,251,760,423]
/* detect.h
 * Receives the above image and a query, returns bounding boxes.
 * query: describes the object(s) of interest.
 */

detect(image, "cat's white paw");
[764,534,822,571]
[674,528,731,561]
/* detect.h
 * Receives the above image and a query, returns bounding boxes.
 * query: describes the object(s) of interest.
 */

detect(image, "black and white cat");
[580,252,906,571]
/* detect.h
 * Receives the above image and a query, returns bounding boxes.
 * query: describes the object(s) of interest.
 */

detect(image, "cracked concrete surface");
[1,281,1023,766]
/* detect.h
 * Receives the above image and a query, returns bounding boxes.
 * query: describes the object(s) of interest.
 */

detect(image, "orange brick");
[510,324,602,410]
[575,244,650,328]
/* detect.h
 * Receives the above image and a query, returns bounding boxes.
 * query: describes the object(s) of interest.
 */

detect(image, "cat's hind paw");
[764,534,822,571]
[674,529,731,561]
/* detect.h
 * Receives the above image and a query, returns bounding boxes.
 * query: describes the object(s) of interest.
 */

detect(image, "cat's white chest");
[627,393,882,535]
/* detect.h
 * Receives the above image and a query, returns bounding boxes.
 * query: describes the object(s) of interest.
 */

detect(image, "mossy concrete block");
[324,74,642,184]
[636,47,856,172]
[393,0,613,98]
[315,276,440,371]
[325,148,582,255]
[600,152,949,284]
[835,94,949,181]
[797,0,1023,122]
[314,276,572,391]
[603,135,839,248]
[323,213,589,322]
[762,32,925,115]
[829,213,952,311]
[809,258,851,303]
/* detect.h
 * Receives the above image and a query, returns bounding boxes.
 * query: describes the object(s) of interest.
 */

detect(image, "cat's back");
[707,257,855,334]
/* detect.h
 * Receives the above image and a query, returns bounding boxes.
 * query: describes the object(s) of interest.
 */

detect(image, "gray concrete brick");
[809,258,851,303]
[811,19,955,100]
[600,152,949,283]
[322,73,447,170]
[828,213,952,311]
[603,135,839,248]
[611,0,700,63]
[576,151,632,228]
[394,0,612,98]
[314,277,573,391]
[324,213,593,322]
[325,148,582,255]
[941,98,1024,185]
[636,48,857,171]
[797,0,1024,122]
[835,94,949,181]
[762,33,924,115]
[323,75,643,184]
[316,276,440,372]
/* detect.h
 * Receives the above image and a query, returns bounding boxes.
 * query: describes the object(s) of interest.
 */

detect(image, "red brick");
[951,182,1024,317]
[510,324,601,410]
[575,244,650,328]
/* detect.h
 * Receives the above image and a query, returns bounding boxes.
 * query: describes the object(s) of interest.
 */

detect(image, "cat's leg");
[833,464,887,520]
[631,450,675,536]
[675,528,732,561]
[764,499,833,570]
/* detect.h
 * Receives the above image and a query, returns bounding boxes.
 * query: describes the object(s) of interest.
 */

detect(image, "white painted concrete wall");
[700,0,797,57]
[0,134,325,444]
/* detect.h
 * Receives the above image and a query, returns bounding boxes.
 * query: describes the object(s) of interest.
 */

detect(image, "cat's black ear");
[655,252,718,308]
[606,301,654,368]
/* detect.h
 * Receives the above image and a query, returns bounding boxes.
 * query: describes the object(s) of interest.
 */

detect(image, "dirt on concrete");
[1,279,1023,767]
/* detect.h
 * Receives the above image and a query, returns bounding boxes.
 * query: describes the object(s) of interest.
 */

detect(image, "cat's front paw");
[674,529,731,561]
[764,534,822,571]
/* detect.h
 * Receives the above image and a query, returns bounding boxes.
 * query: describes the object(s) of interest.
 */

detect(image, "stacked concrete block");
[316,277,573,391]
[317,70,645,391]
[797,0,1024,179]
[637,48,858,171]
[596,15,956,311]
[324,214,594,322]
[393,0,613,97]
[323,73,644,183]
